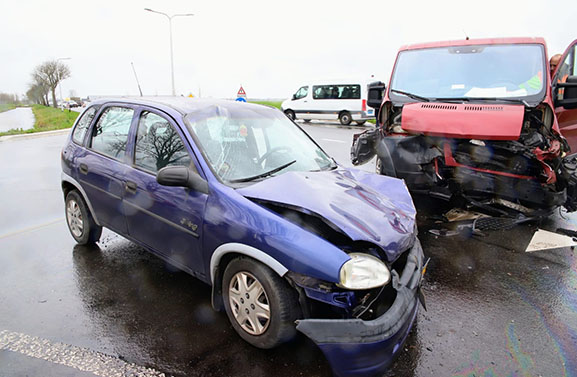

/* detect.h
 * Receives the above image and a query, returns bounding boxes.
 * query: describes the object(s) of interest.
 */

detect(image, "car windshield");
[186,104,334,183]
[390,44,545,101]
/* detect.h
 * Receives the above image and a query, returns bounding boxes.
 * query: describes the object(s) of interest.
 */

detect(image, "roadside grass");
[0,105,78,137]
[249,100,282,110]
[0,104,17,113]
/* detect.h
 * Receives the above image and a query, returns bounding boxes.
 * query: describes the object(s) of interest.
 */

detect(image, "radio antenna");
[131,62,144,96]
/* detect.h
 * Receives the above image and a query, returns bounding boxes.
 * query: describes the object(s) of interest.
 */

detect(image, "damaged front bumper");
[296,240,425,377]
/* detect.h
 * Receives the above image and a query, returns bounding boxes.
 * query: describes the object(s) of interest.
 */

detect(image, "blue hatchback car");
[61,97,425,377]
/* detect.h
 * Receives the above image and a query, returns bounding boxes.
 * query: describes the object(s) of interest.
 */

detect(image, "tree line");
[27,60,71,107]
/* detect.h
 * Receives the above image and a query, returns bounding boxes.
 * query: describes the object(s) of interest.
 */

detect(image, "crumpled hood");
[237,168,417,261]
[401,102,525,140]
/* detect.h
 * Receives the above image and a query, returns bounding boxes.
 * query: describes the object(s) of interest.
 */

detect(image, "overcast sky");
[0,0,574,100]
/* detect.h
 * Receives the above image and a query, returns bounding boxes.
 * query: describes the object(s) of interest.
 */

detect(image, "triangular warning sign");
[237,86,246,96]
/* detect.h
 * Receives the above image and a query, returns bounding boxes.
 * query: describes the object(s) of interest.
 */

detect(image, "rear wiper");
[390,89,431,102]
[436,97,530,106]
[229,160,297,183]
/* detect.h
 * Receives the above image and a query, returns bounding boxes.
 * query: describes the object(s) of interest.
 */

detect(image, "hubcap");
[228,271,270,336]
[66,199,84,238]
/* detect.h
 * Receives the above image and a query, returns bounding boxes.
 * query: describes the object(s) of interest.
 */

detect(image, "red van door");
[553,39,577,152]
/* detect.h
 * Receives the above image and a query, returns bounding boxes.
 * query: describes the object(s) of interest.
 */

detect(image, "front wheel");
[223,257,300,349]
[339,111,352,125]
[65,190,102,245]
[284,110,295,121]
[355,120,366,126]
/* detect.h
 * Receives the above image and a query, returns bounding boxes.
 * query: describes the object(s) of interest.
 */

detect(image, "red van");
[352,37,577,217]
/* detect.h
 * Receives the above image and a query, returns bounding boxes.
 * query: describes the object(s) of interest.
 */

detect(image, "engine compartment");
[352,102,577,216]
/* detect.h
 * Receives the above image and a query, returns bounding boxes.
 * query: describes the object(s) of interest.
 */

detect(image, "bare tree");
[32,60,71,108]
[26,83,49,105]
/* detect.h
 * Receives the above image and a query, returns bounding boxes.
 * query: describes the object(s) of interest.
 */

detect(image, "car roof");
[399,37,547,51]
[88,97,274,117]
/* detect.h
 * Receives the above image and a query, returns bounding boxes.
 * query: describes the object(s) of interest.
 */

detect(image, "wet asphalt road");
[0,122,576,377]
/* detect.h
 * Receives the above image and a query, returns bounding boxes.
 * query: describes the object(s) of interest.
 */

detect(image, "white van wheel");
[339,111,352,126]
[284,110,295,120]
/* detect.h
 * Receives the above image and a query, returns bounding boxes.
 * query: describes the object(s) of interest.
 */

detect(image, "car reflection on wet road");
[0,125,576,376]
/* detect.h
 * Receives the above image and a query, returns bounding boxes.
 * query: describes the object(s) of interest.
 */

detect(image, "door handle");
[79,163,88,175]
[125,181,138,194]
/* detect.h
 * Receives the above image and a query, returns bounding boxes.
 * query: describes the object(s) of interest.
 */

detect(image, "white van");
[281,80,375,125]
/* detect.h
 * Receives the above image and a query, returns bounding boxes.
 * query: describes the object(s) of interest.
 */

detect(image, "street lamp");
[56,57,71,104]
[144,8,194,96]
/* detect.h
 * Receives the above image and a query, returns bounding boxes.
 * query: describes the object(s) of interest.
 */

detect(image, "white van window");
[294,86,308,99]
[313,85,361,100]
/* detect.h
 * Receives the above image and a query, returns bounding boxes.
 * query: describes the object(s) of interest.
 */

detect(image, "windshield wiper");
[228,160,297,183]
[310,160,338,172]
[390,89,431,102]
[436,97,530,106]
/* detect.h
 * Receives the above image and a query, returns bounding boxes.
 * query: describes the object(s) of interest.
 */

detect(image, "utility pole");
[144,8,194,96]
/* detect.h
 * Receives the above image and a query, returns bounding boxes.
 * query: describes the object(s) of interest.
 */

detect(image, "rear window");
[72,107,97,145]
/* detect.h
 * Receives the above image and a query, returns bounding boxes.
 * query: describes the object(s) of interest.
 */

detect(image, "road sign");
[237,86,247,99]
[235,97,247,102]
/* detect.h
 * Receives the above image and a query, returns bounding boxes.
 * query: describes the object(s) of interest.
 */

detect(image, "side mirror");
[292,94,297,100]
[156,166,209,194]
[556,76,577,110]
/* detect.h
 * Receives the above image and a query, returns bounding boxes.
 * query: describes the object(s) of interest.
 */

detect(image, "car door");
[553,39,577,152]
[290,86,309,119]
[123,108,208,277]
[77,104,136,234]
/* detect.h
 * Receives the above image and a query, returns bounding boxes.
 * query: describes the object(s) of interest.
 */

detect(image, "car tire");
[339,111,352,125]
[303,119,311,123]
[223,257,300,349]
[65,190,102,245]
[284,110,295,121]
[355,120,366,126]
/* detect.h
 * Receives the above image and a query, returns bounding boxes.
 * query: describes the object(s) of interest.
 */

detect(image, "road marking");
[321,138,346,143]
[0,329,168,377]
[0,218,64,240]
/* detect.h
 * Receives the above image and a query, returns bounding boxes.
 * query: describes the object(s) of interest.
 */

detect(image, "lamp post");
[144,8,194,96]
[56,57,71,105]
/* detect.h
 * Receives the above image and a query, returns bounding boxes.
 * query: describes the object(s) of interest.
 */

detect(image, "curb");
[0,128,71,142]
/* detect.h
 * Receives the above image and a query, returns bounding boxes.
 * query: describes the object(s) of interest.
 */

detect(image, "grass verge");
[0,105,78,137]
[249,100,282,110]
[0,104,17,113]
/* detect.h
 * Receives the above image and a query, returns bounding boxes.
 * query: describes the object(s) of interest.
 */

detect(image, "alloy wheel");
[228,271,271,335]
[66,199,84,238]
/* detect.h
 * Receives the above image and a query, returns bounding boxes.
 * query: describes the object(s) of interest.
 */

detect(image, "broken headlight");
[338,253,391,290]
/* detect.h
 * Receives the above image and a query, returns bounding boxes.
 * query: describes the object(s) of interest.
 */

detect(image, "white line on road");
[0,218,64,240]
[321,138,346,143]
[0,329,168,377]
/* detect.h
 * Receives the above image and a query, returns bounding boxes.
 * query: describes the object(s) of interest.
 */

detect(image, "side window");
[72,107,97,145]
[294,86,308,100]
[557,45,576,100]
[90,106,134,160]
[313,85,328,99]
[134,111,192,173]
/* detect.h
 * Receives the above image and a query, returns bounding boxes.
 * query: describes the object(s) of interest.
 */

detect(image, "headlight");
[338,253,391,290]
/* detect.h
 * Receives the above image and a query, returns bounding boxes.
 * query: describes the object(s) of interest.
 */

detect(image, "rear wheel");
[284,110,295,121]
[65,190,102,245]
[223,257,300,349]
[303,119,311,123]
[339,111,352,125]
